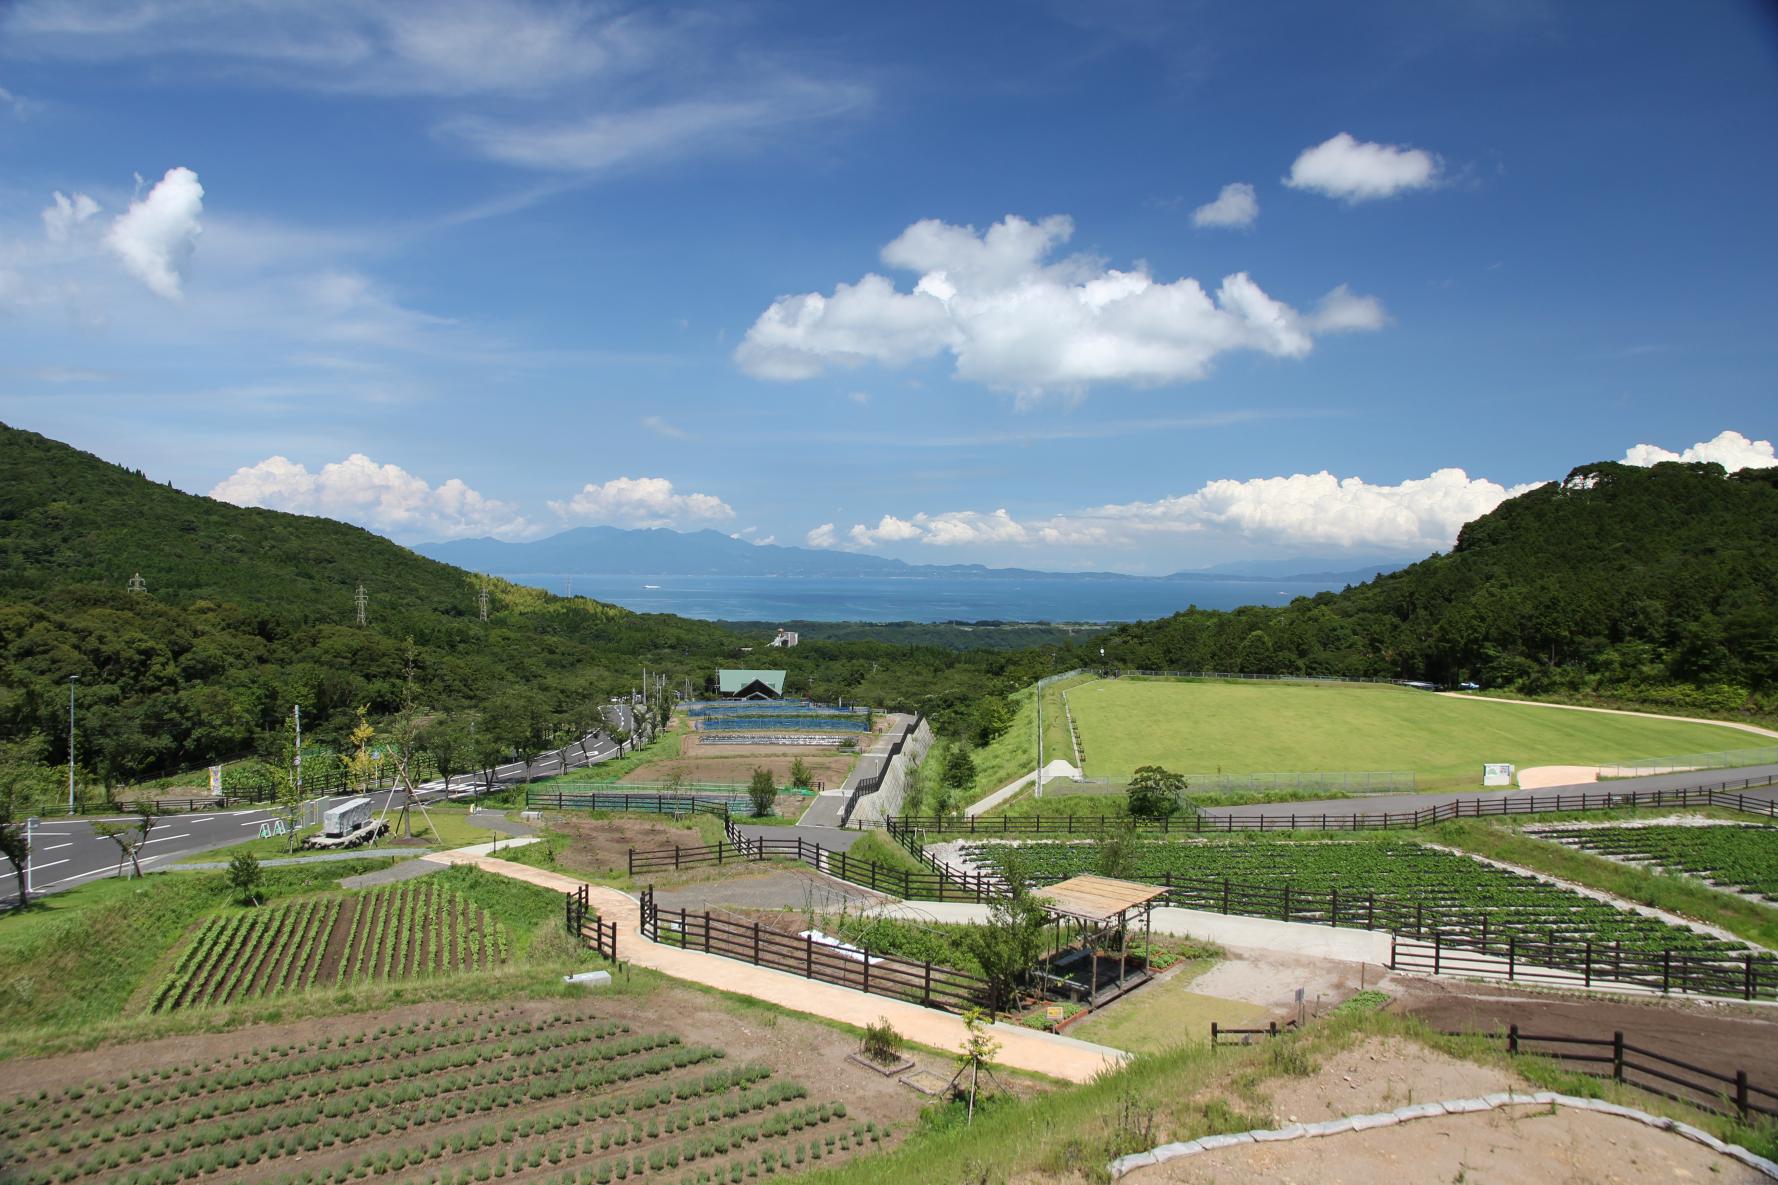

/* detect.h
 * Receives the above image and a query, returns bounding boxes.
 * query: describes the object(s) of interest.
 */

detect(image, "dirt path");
[424,850,1126,1083]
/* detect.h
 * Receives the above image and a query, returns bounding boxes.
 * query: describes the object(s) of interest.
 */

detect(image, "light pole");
[66,675,79,816]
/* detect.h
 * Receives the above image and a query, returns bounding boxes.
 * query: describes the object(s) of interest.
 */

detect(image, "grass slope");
[1068,678,1758,786]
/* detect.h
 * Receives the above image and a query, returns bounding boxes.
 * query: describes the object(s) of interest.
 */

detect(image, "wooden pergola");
[1032,875,1169,1005]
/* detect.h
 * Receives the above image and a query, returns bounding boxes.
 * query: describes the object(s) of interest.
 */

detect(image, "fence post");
[1507,934,1515,981]
[1367,894,1375,929]
[806,932,814,979]
[701,911,709,954]
[1584,941,1592,988]
[1746,954,1755,1001]
[1662,950,1671,994]
[1211,1021,1219,1046]
[1433,932,1441,976]
[1508,1023,1518,1055]
[674,845,681,870]
[1737,1070,1750,1119]
[923,962,932,1007]
[1612,1031,1625,1082]
[753,921,761,966]
[1281,884,1291,922]
[1330,886,1338,929]
[1222,879,1230,914]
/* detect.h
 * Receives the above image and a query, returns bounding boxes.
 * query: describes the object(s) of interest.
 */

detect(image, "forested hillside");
[0,425,1058,799]
[1102,460,1778,716]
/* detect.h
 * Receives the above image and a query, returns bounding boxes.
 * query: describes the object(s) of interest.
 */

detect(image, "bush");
[746,769,776,818]
[787,756,813,790]
[860,1017,904,1067]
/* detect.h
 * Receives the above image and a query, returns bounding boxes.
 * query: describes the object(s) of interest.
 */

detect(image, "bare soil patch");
[1130,1105,1768,1184]
[1263,1036,1526,1123]
[1181,946,1374,1017]
[621,739,860,789]
[652,868,889,914]
[1395,974,1778,1084]
[549,813,708,874]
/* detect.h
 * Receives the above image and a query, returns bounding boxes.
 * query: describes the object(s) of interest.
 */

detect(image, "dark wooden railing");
[565,884,617,961]
[637,887,988,1012]
[1494,1024,1778,1121]
[528,790,737,818]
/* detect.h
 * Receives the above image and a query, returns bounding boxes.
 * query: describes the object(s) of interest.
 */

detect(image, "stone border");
[1106,1091,1778,1180]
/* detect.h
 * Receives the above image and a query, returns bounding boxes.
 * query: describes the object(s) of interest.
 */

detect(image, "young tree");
[788,755,813,790]
[93,801,159,879]
[344,707,379,795]
[961,852,1048,1015]
[227,850,263,906]
[1094,818,1140,880]
[955,1008,1003,1126]
[472,729,507,795]
[942,746,977,798]
[422,716,467,796]
[747,767,776,818]
[1126,765,1185,821]
[0,786,31,909]
[274,709,304,853]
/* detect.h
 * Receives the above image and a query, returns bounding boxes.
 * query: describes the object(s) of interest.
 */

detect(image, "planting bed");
[1530,824,1778,901]
[1,1000,895,1185]
[958,837,1759,956]
[152,881,509,1012]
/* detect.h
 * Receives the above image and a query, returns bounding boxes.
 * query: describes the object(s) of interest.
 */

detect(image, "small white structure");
[1482,763,1514,787]
[770,629,799,648]
[323,796,373,838]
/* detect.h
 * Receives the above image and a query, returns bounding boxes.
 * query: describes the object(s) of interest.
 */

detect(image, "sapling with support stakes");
[949,1007,1005,1126]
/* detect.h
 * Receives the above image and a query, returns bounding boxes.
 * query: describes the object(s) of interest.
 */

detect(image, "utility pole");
[355,582,368,627]
[1036,675,1044,800]
[127,572,147,594]
[67,675,78,815]
[479,577,490,623]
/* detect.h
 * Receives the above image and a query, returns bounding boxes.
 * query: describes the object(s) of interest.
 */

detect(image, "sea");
[507,573,1353,623]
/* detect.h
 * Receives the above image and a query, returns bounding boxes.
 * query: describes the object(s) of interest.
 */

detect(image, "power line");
[127,571,147,594]
[479,576,490,623]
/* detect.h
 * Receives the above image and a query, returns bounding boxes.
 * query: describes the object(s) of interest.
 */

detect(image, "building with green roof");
[717,669,787,700]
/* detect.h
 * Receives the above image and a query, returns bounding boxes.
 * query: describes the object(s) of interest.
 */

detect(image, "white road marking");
[142,833,191,845]
[42,842,73,851]
[24,859,68,873]
[57,866,120,884]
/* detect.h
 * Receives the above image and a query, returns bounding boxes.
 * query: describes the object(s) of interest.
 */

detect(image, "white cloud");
[847,391,871,405]
[210,453,531,540]
[105,166,203,299]
[736,214,1385,399]
[849,514,924,546]
[1285,133,1441,202]
[42,191,99,241]
[548,476,733,528]
[1621,430,1775,472]
[1191,182,1258,229]
[805,522,837,548]
[641,414,688,439]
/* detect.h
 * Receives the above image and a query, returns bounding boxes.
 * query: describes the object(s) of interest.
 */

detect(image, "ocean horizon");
[508,572,1354,623]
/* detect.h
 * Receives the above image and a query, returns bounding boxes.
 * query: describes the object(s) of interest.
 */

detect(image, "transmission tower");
[478,577,490,623]
[127,571,147,594]
[354,582,368,626]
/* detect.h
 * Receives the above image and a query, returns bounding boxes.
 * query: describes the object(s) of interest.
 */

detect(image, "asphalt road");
[1198,763,1778,820]
[2,727,619,907]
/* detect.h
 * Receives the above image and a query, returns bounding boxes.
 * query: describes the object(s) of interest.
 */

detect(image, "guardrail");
[887,780,1778,837]
[638,887,989,1012]
[1491,1024,1777,1121]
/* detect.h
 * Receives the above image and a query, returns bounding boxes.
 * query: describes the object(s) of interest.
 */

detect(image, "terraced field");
[959,837,1758,956]
[151,881,509,1012]
[0,1007,885,1185]
[1531,823,1778,901]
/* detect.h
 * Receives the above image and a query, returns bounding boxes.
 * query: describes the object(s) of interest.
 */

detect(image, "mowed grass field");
[1066,678,1761,787]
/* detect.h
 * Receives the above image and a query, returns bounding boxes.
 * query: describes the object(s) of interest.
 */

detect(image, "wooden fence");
[638,887,989,1012]
[887,779,1778,838]
[1493,1024,1778,1121]
[629,829,1003,903]
[564,884,618,961]
[528,789,739,818]
[1390,934,1774,1001]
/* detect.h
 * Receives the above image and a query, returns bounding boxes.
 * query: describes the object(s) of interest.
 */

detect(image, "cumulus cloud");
[805,523,837,548]
[736,214,1385,399]
[548,476,733,528]
[210,454,531,540]
[1621,430,1775,472]
[105,166,203,299]
[1191,182,1258,229]
[42,191,99,241]
[1286,133,1441,202]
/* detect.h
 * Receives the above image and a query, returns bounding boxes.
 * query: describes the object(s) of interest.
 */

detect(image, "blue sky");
[2,0,1775,574]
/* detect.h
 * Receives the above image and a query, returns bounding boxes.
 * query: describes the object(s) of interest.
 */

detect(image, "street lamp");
[67,675,79,816]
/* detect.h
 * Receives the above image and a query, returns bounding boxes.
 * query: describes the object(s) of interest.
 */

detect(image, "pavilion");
[1032,875,1169,1006]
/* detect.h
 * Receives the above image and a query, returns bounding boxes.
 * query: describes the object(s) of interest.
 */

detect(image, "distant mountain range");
[412,526,1406,586]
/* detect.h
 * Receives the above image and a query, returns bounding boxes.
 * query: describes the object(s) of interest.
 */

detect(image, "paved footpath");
[423,848,1125,1084]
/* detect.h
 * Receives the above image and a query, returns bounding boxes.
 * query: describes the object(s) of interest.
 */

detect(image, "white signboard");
[208,765,223,796]
[1482,763,1514,787]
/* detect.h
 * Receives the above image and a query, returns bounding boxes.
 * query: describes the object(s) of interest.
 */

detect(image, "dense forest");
[1099,460,1778,716]
[3,422,1774,806]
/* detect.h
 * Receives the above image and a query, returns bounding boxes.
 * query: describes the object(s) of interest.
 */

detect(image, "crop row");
[1532,824,1778,900]
[2,1011,597,1130]
[960,837,1759,955]
[25,1045,731,1184]
[12,1025,654,1161]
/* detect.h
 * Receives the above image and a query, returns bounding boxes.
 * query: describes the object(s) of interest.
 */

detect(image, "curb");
[1106,1091,1778,1180]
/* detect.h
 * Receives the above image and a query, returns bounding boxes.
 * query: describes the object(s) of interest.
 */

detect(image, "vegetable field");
[152,882,509,1012]
[960,837,1759,956]
[0,1007,885,1185]
[1531,824,1778,901]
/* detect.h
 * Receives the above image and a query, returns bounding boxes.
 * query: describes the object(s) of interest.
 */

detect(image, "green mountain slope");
[1102,460,1778,714]
[0,424,1048,795]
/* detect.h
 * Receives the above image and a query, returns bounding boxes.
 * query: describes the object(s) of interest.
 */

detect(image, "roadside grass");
[0,860,393,1036]
[1066,959,1262,1053]
[1431,820,1778,950]
[170,804,496,866]
[844,831,932,878]
[1067,677,1760,788]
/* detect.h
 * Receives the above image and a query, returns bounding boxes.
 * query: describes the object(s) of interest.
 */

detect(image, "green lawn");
[964,671,1096,802]
[172,804,500,865]
[1067,961,1268,1053]
[1068,678,1760,788]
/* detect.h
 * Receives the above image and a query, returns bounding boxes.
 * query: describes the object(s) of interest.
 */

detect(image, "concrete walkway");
[966,760,1084,818]
[797,713,915,828]
[424,848,1126,1084]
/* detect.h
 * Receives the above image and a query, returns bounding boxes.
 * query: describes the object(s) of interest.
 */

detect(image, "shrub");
[860,1017,904,1066]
